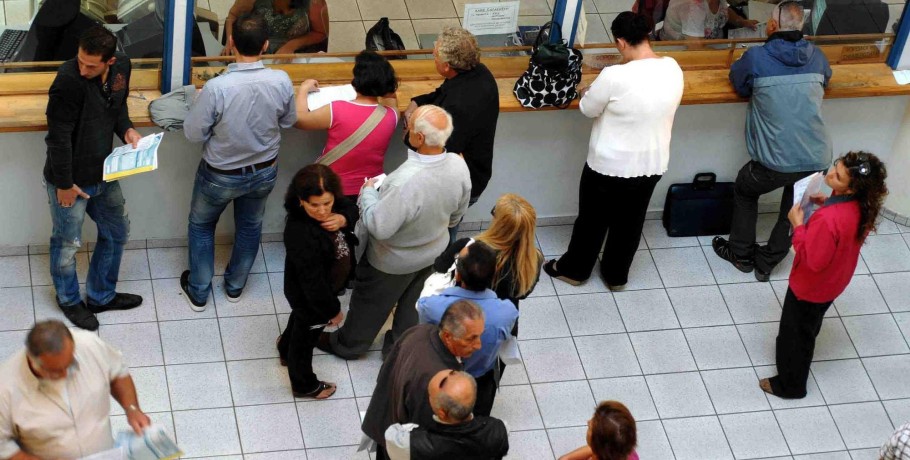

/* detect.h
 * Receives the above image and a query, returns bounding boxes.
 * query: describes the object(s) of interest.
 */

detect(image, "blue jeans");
[187,160,277,301]
[46,180,130,307]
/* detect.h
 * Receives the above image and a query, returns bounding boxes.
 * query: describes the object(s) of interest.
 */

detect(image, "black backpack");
[365,18,407,60]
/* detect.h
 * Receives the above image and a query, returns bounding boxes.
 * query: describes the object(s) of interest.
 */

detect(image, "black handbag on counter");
[663,173,735,237]
[513,21,583,109]
[365,17,407,59]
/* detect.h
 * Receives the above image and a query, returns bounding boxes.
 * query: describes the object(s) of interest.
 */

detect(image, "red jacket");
[789,196,863,303]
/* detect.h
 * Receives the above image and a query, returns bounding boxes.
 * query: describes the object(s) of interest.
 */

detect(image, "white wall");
[1,95,907,248]
[884,100,910,217]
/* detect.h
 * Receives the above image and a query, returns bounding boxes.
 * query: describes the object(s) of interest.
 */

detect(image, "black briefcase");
[662,173,735,237]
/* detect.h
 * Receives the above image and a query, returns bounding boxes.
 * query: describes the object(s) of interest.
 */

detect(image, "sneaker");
[180,270,208,312]
[87,293,142,314]
[543,259,583,286]
[712,237,755,273]
[61,302,100,331]
[225,286,243,303]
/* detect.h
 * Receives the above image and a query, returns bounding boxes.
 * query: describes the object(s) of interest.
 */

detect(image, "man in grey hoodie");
[319,105,472,359]
[713,3,832,282]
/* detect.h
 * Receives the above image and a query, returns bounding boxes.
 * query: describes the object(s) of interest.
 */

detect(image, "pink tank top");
[322,101,398,196]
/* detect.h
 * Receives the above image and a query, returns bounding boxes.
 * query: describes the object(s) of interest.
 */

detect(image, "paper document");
[307,84,357,111]
[793,172,824,220]
[463,1,520,36]
[371,173,387,189]
[728,23,767,39]
[103,132,163,182]
[748,1,777,22]
[114,424,183,460]
[894,70,910,85]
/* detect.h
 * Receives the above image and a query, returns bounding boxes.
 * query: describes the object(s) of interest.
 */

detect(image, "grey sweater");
[358,151,472,275]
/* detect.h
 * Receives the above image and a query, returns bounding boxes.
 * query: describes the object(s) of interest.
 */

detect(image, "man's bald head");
[409,105,454,148]
[428,369,476,423]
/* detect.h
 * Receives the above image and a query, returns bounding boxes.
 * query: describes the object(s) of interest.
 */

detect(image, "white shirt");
[660,0,730,40]
[0,330,129,460]
[579,57,684,178]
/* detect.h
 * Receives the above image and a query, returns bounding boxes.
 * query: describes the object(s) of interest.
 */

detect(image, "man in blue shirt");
[418,241,518,417]
[182,14,297,311]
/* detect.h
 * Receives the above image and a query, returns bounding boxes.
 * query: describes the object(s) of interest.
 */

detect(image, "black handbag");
[663,173,735,237]
[365,17,407,60]
[513,22,583,109]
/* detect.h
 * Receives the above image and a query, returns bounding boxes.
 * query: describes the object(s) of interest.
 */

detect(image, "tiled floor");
[1,215,910,459]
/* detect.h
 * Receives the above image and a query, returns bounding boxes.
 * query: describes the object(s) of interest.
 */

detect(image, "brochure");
[306,84,357,111]
[793,171,824,220]
[103,132,163,182]
[114,424,183,460]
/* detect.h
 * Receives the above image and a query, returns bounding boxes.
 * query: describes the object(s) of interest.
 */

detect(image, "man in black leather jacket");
[384,369,509,460]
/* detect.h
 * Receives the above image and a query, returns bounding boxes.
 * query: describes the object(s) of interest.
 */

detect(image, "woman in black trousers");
[277,164,358,399]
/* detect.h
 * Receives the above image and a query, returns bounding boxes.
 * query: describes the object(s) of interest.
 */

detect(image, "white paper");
[463,1,520,36]
[575,4,588,47]
[498,336,522,365]
[306,84,357,111]
[894,70,910,85]
[103,132,163,182]
[371,173,387,189]
[728,23,767,40]
[114,424,183,460]
[793,172,824,220]
[748,0,777,22]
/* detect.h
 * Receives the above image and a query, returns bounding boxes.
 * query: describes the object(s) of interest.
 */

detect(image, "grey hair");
[433,370,477,422]
[777,2,805,31]
[439,300,484,338]
[412,105,454,148]
[436,26,481,71]
[26,320,73,357]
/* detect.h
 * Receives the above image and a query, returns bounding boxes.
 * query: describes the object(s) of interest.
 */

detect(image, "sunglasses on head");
[835,153,871,177]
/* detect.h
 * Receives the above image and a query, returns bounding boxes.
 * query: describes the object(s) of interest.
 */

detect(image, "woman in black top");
[277,164,358,399]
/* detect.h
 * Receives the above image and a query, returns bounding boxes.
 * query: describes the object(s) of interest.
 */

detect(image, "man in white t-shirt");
[659,0,757,40]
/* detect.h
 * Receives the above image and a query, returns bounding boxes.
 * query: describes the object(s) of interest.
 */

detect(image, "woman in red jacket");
[760,151,888,399]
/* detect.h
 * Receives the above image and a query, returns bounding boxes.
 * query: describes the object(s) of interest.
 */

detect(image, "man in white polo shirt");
[0,320,150,460]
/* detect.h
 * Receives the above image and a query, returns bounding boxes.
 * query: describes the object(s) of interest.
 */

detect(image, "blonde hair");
[476,194,542,298]
[436,27,481,71]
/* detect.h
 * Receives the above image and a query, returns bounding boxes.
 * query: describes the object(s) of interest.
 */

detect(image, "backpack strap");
[317,104,389,167]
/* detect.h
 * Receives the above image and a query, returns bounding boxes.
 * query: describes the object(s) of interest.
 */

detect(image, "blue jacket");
[417,287,518,378]
[729,32,833,173]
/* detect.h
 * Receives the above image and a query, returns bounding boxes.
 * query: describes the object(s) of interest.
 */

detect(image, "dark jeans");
[46,180,130,307]
[328,258,433,359]
[278,310,324,394]
[187,161,277,302]
[729,161,814,273]
[769,287,832,398]
[558,164,661,285]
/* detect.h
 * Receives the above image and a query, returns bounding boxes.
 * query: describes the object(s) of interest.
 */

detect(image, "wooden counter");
[1,50,908,132]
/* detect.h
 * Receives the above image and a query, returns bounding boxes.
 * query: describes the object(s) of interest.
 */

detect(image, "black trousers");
[473,364,501,417]
[769,287,832,398]
[558,164,661,285]
[277,310,324,394]
[729,161,815,273]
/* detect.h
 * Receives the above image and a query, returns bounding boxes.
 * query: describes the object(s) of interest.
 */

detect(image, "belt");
[205,158,277,176]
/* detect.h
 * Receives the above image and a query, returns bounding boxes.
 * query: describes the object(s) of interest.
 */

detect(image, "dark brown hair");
[589,401,637,460]
[839,151,887,242]
[284,164,343,218]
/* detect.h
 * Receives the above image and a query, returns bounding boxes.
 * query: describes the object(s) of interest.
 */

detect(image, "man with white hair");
[319,104,472,359]
[714,2,832,282]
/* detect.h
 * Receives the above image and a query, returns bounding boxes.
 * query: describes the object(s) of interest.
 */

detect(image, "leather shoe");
[61,302,100,331]
[87,293,143,314]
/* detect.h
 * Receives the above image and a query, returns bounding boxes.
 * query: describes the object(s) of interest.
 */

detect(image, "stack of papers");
[80,425,182,460]
[793,172,825,221]
[103,133,163,182]
[894,70,910,85]
[306,84,357,111]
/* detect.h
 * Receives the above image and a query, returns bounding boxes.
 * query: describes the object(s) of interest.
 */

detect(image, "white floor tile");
[261,242,286,273]
[630,329,697,374]
[635,420,674,459]
[99,321,163,367]
[861,235,910,273]
[663,416,733,460]
[227,358,295,406]
[720,411,790,459]
[883,398,910,429]
[0,256,31,287]
[236,403,305,453]
[547,426,588,459]
[516,296,571,340]
[159,318,225,364]
[815,318,859,362]
[812,359,879,405]
[652,247,716,288]
[701,367,771,414]
[0,286,34,331]
[642,219,699,249]
[0,330,28,362]
[589,376,659,420]
[167,362,233,410]
[829,401,896,450]
[558,292,625,336]
[520,337,586,383]
[307,445,369,459]
[213,274,276,317]
[574,333,642,378]
[737,322,779,366]
[532,380,595,428]
[776,406,846,455]
[219,314,281,360]
[504,430,553,459]
[614,289,680,332]
[720,282,782,324]
[491,384,545,431]
[647,372,716,419]
[535,225,574,256]
[684,325,751,370]
[842,314,909,357]
[835,275,890,316]
[296,398,363,448]
[862,355,910,400]
[113,366,171,414]
[173,408,242,457]
[667,285,733,328]
[622,249,664,291]
[346,351,383,398]
[873,272,910,312]
[153,277,216,321]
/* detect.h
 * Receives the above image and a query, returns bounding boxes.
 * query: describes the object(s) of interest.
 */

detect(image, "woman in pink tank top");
[295,51,399,200]
[560,401,640,460]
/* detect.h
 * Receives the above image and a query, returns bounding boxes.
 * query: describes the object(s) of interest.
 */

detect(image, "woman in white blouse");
[658,0,758,41]
[544,12,684,290]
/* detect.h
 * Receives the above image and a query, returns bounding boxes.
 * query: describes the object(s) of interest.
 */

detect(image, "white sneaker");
[225,286,243,303]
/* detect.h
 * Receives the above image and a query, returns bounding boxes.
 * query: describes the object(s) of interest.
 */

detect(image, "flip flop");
[758,378,775,396]
[294,381,336,400]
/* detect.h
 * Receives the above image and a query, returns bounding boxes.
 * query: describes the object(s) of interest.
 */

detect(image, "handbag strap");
[535,21,564,48]
[317,104,389,167]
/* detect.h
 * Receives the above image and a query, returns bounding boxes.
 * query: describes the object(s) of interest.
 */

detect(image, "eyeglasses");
[490,206,496,217]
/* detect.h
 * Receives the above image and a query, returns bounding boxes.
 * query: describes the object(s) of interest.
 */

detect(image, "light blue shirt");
[184,61,297,169]
[417,286,518,377]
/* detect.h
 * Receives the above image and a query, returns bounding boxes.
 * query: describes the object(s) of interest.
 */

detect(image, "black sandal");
[293,381,336,400]
[543,259,583,286]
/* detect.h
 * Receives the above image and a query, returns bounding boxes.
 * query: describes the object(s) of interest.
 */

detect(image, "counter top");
[1,58,907,132]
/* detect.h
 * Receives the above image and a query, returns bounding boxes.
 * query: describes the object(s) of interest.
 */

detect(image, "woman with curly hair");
[760,151,888,399]
[559,400,639,460]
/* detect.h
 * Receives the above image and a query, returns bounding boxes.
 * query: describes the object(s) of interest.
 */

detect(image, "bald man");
[385,369,509,460]
[318,105,472,359]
